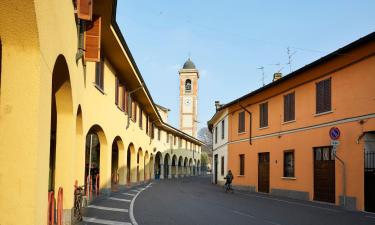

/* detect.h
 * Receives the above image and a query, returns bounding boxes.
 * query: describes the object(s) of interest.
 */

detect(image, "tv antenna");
[257,66,265,86]
[287,47,297,73]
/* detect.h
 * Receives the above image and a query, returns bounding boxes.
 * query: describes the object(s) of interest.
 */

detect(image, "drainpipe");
[238,101,252,145]
[334,153,346,208]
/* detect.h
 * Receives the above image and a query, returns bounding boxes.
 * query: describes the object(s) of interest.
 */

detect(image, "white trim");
[108,197,131,202]
[231,113,375,145]
[88,205,128,212]
[314,110,334,117]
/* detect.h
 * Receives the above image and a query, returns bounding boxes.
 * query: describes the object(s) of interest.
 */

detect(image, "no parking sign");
[329,127,340,140]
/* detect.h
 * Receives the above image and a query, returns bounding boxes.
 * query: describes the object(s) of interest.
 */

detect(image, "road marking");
[230,210,255,218]
[366,215,375,219]
[122,193,135,196]
[88,205,128,212]
[82,217,132,225]
[238,192,339,213]
[109,197,131,202]
[130,183,153,225]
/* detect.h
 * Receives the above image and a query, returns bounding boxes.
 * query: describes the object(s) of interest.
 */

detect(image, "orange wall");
[227,52,375,210]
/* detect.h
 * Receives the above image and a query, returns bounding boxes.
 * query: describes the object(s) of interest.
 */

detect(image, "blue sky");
[116,0,375,131]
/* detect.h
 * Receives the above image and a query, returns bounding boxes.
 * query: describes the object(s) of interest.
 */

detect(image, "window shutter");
[115,77,119,105]
[324,79,331,112]
[316,81,324,113]
[134,103,137,122]
[284,95,289,122]
[290,93,295,120]
[264,103,268,127]
[77,0,93,21]
[84,16,101,62]
[123,86,127,112]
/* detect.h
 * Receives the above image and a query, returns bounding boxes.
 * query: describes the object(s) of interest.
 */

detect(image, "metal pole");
[334,150,346,208]
[88,134,93,200]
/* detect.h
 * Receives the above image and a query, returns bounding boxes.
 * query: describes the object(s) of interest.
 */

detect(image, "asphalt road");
[134,176,375,225]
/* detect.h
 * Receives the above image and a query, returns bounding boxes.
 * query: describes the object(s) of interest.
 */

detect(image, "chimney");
[273,72,282,82]
[215,101,221,111]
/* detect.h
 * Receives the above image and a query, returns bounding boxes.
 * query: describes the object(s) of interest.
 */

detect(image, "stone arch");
[75,105,84,186]
[164,153,171,179]
[149,153,154,180]
[185,79,192,93]
[144,151,149,180]
[85,124,108,194]
[189,158,193,175]
[172,155,178,178]
[154,151,162,179]
[184,157,188,176]
[178,156,183,177]
[111,136,125,190]
[127,143,137,184]
[137,147,144,182]
[49,55,75,210]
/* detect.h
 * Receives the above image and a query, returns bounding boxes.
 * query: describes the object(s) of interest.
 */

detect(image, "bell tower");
[179,58,199,137]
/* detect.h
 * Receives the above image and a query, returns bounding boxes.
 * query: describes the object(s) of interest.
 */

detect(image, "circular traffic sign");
[329,127,340,140]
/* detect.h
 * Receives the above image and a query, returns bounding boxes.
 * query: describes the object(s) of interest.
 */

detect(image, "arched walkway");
[189,158,193,176]
[172,155,178,178]
[149,153,154,180]
[164,153,171,179]
[137,148,144,182]
[144,151,149,181]
[184,157,188,176]
[154,152,162,179]
[75,106,84,186]
[127,143,137,184]
[49,55,75,210]
[85,125,108,196]
[111,137,125,191]
[178,156,183,177]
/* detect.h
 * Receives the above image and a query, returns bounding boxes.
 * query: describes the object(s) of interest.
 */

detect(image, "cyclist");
[224,170,234,192]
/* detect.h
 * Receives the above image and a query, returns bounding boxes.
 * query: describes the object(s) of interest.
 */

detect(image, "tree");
[198,127,213,152]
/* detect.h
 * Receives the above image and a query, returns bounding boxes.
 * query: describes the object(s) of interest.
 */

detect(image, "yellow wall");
[0,1,201,224]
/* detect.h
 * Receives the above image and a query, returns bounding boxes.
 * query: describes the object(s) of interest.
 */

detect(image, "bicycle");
[223,181,234,193]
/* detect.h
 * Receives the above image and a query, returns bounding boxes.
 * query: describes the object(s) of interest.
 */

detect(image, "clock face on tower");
[183,96,193,113]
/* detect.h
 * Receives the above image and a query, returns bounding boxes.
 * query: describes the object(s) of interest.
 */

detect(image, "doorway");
[258,152,270,193]
[365,132,375,212]
[314,147,335,203]
[214,154,218,184]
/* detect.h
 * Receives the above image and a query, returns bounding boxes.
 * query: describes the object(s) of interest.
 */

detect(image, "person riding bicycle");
[224,170,234,191]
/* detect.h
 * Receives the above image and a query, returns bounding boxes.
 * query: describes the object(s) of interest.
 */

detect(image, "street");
[81,176,375,225]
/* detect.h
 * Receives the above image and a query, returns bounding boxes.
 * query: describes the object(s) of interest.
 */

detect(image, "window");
[157,129,161,141]
[139,109,143,128]
[238,111,245,133]
[314,147,334,161]
[284,92,295,122]
[221,120,225,139]
[221,156,224,176]
[95,56,104,90]
[185,79,192,93]
[121,84,126,111]
[145,115,149,134]
[283,151,295,177]
[185,141,187,149]
[259,102,268,128]
[151,123,155,139]
[115,77,119,106]
[215,126,218,144]
[179,137,182,147]
[174,136,177,145]
[166,133,169,143]
[132,102,137,122]
[239,154,245,175]
[316,78,331,114]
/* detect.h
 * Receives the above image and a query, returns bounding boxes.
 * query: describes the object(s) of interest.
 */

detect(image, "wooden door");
[314,147,335,203]
[258,152,270,193]
[365,151,375,212]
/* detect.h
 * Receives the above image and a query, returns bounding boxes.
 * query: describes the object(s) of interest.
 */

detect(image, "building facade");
[179,58,199,137]
[209,107,229,185]
[208,32,375,212]
[0,1,202,225]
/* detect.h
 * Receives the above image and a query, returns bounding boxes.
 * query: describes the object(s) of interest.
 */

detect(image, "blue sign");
[329,127,340,140]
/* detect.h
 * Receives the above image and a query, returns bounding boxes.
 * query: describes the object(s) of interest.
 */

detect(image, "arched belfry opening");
[185,79,191,93]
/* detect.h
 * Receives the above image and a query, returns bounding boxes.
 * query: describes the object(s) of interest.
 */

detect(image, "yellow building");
[0,1,203,224]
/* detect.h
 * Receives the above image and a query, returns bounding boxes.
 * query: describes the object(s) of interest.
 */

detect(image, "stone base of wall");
[232,185,256,192]
[271,188,309,201]
[339,195,357,210]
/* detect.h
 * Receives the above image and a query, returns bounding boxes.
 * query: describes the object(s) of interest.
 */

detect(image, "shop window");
[284,151,295,177]
[238,111,245,133]
[239,154,245,175]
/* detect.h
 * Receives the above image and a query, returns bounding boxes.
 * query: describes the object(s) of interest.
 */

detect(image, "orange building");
[208,32,375,212]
